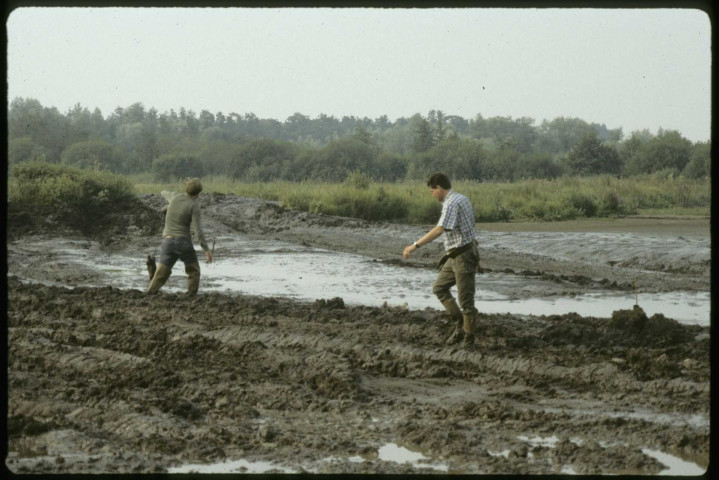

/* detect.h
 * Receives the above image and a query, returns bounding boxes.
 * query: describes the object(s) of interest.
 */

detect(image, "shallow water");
[168,458,292,474]
[377,443,448,472]
[481,230,710,269]
[11,235,710,326]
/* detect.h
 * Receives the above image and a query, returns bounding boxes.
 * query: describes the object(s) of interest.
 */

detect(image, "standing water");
[11,235,709,326]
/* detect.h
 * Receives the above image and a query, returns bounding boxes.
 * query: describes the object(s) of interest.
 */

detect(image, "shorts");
[158,237,198,269]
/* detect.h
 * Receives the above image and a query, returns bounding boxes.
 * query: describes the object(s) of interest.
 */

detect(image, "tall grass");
[132,173,710,224]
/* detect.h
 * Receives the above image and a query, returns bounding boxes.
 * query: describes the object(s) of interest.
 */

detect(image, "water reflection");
[9,236,710,326]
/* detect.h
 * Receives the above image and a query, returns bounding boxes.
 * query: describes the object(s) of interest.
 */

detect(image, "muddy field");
[5,193,711,474]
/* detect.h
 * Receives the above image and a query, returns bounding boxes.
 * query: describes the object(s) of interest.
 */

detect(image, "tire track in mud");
[6,276,709,474]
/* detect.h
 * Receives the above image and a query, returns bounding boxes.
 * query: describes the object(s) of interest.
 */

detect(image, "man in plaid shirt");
[403,172,480,347]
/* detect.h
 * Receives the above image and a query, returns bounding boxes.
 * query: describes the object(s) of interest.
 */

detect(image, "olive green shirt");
[161,191,209,252]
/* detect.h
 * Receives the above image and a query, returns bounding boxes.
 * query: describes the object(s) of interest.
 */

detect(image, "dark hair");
[185,178,203,196]
[427,172,451,190]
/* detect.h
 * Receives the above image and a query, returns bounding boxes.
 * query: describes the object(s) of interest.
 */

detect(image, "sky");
[6,7,712,142]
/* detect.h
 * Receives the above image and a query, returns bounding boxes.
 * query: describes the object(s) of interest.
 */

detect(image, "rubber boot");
[146,254,157,281]
[185,262,201,296]
[442,298,464,345]
[462,312,477,348]
[147,264,171,294]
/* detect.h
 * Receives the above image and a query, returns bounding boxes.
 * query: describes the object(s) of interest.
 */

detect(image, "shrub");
[600,190,625,215]
[567,192,598,217]
[9,162,135,231]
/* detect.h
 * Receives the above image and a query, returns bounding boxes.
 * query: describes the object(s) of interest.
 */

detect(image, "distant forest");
[7,98,711,182]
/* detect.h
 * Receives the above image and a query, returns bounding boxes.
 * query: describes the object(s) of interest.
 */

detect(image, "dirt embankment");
[6,276,709,474]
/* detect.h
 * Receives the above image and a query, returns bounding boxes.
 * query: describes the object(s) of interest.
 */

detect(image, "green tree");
[61,138,127,173]
[199,141,244,176]
[484,144,523,181]
[683,141,711,178]
[407,136,485,181]
[565,133,622,176]
[469,114,537,154]
[312,137,378,181]
[412,116,434,154]
[8,97,69,163]
[376,152,408,182]
[8,137,48,166]
[623,130,692,175]
[229,138,300,181]
[152,153,204,181]
[535,117,596,154]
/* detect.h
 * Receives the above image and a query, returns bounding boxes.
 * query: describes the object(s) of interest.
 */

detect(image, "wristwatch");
[413,241,420,248]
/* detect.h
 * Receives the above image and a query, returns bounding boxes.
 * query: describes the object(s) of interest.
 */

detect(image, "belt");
[163,235,186,239]
[437,241,477,270]
[447,241,476,258]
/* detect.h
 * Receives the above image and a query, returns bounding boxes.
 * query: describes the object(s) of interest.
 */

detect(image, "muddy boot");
[442,298,464,345]
[462,312,477,348]
[185,262,201,296]
[147,264,171,294]
[146,254,157,281]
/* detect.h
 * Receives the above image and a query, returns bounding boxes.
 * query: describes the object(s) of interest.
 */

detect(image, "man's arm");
[191,203,213,263]
[160,190,180,213]
[403,225,445,259]
[160,190,181,202]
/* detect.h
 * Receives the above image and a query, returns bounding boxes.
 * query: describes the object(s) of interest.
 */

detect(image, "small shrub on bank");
[567,192,598,217]
[9,162,135,232]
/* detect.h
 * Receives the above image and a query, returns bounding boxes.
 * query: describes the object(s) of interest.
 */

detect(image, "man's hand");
[403,226,444,259]
[205,250,213,264]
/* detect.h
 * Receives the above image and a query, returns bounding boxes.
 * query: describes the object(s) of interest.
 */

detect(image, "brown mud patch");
[6,277,709,474]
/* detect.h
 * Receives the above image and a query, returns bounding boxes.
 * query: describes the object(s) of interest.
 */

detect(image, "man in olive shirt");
[147,178,213,295]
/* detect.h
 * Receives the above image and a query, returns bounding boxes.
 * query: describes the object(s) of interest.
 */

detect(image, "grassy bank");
[131,173,710,224]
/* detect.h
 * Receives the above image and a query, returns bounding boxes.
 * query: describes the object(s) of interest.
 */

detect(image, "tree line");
[7,97,711,183]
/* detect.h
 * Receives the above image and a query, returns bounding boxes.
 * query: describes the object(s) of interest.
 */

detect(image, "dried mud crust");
[6,277,709,474]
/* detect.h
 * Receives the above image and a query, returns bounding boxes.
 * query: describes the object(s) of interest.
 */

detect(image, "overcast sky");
[6,7,712,142]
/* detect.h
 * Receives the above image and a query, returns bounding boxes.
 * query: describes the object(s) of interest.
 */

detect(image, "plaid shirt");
[437,189,477,251]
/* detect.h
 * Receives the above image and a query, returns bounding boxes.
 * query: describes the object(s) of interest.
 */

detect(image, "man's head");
[185,178,203,197]
[427,172,451,202]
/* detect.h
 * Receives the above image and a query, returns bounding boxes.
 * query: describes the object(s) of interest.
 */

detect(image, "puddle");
[168,458,293,474]
[517,434,561,447]
[377,443,448,472]
[167,443,448,474]
[642,448,706,476]
[488,449,511,458]
[513,435,705,476]
[7,236,710,326]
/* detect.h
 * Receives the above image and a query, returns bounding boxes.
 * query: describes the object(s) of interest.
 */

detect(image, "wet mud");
[5,194,711,474]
